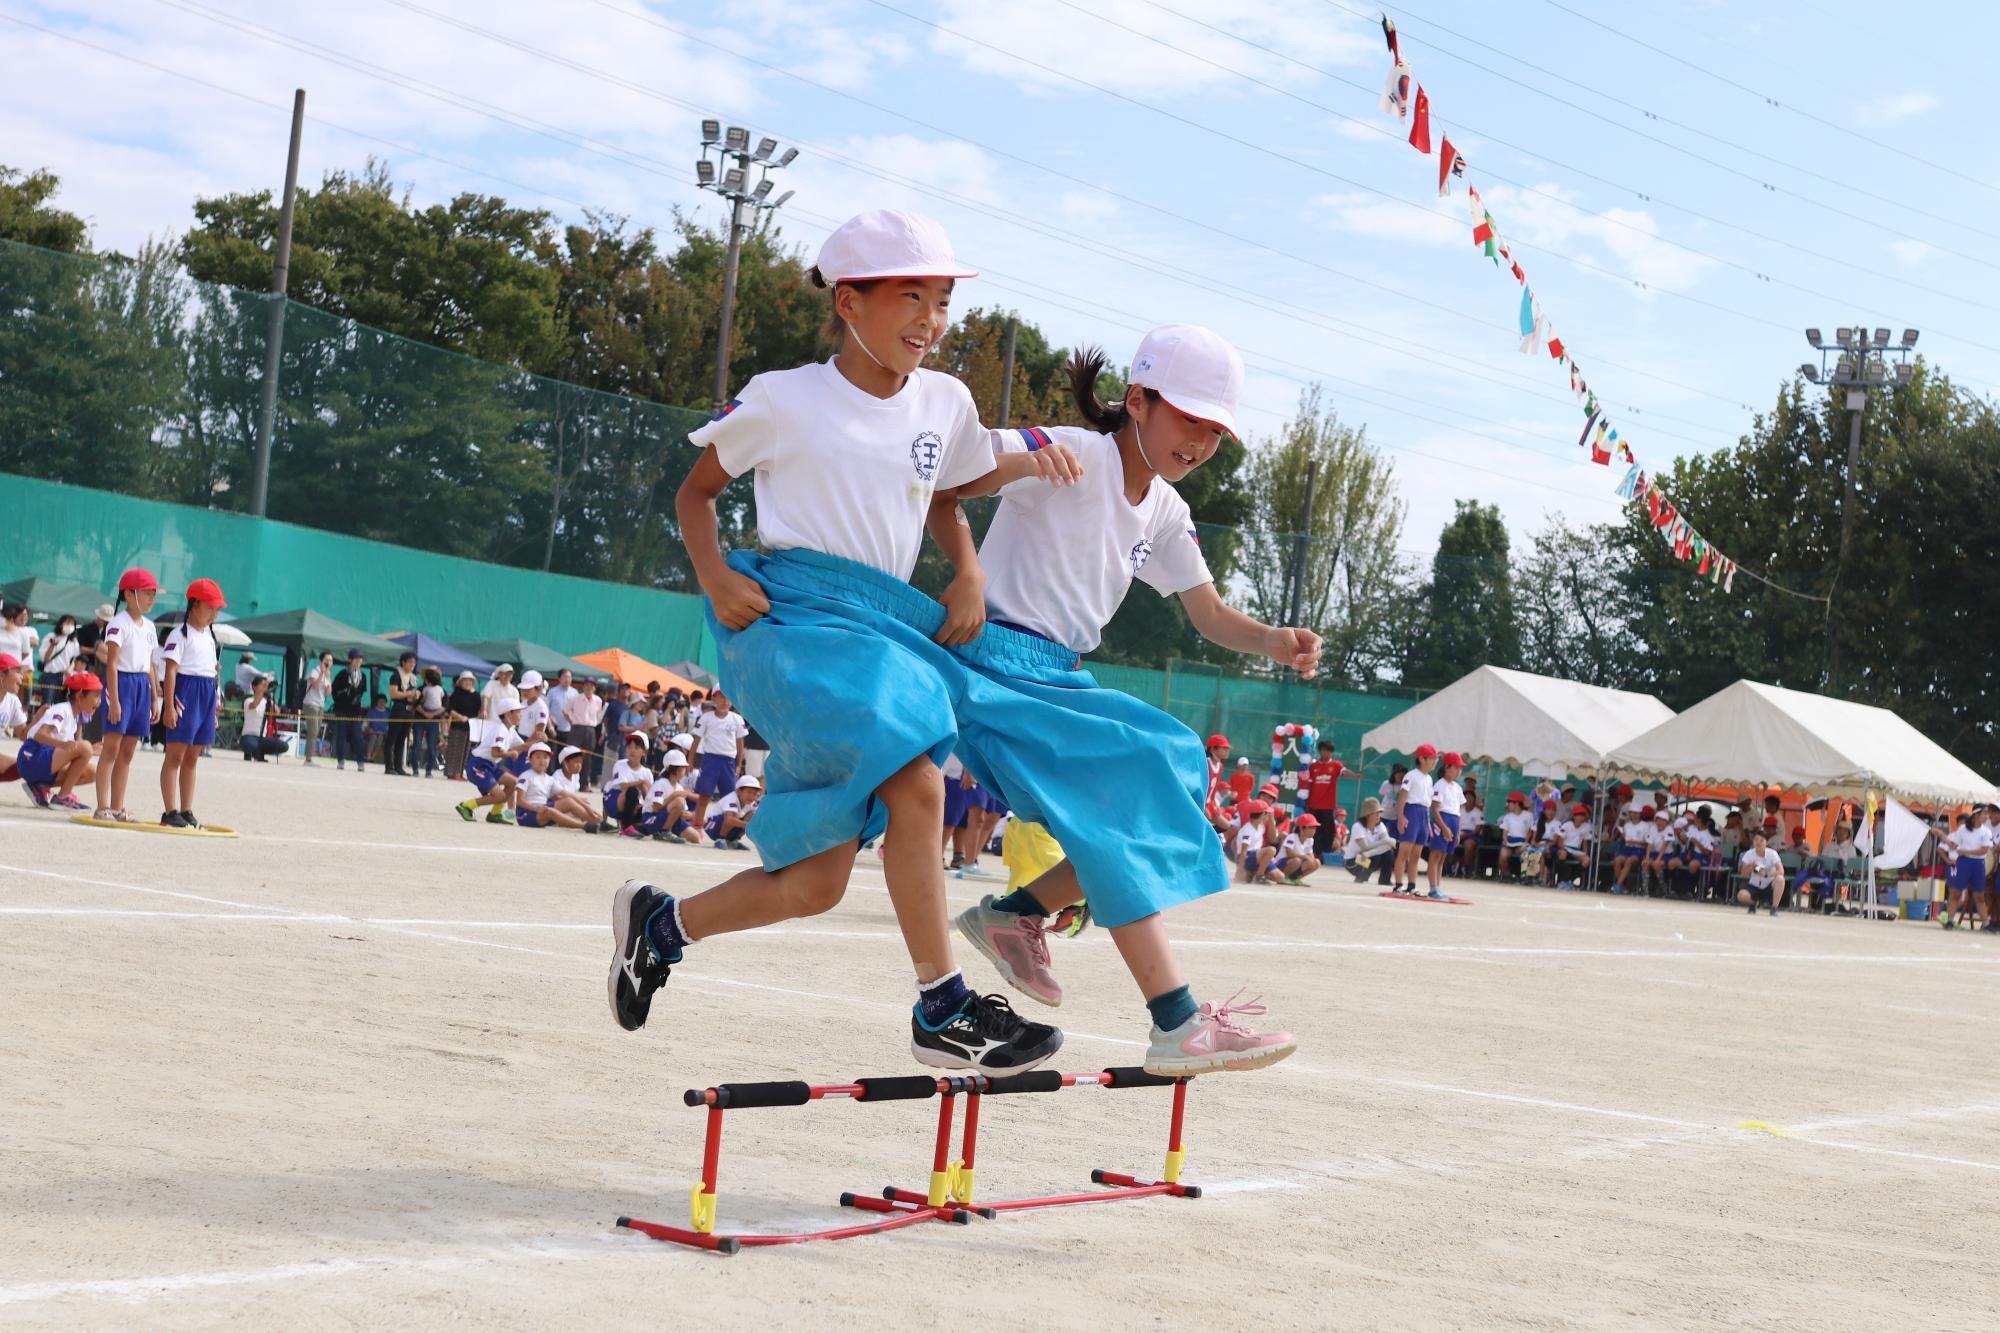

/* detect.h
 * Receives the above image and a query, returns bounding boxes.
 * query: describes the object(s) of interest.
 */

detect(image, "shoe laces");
[1016,913,1052,969]
[1202,988,1270,1036]
[959,992,1031,1039]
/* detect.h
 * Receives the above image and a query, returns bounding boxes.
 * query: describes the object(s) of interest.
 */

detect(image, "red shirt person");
[1304,739,1348,857]
[1227,758,1256,808]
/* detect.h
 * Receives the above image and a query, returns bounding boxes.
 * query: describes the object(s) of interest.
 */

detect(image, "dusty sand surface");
[2,752,1997,1331]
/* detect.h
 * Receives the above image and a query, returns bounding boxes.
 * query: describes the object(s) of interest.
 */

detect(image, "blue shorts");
[693,752,738,798]
[942,778,973,829]
[948,620,1230,931]
[466,756,502,795]
[165,675,218,747]
[709,548,968,872]
[1950,857,1986,891]
[16,738,57,786]
[107,673,153,738]
[1241,847,1265,869]
[1397,808,1429,846]
[969,785,1008,816]
[518,808,544,828]
[1618,844,1643,858]
[1427,810,1460,853]
[505,753,530,777]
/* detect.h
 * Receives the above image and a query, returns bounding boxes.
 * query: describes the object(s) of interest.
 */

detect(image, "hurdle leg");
[617,1106,743,1253]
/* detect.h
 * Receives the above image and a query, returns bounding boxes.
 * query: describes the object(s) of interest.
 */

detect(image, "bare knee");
[878,755,944,818]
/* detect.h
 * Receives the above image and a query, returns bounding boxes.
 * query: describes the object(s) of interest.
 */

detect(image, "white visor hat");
[1129,323,1244,437]
[815,209,977,283]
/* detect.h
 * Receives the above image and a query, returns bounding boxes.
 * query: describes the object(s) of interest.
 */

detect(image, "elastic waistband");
[737,548,944,637]
[964,617,1083,674]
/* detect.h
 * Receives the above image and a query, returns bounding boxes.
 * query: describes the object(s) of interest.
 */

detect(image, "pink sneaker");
[954,896,1063,1007]
[50,793,85,811]
[1144,991,1297,1076]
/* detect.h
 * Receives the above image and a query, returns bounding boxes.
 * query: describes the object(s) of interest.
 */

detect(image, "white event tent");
[1600,679,2000,808]
[1361,665,1676,774]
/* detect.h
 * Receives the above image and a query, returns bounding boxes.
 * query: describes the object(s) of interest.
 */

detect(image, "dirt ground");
[2,750,1996,1331]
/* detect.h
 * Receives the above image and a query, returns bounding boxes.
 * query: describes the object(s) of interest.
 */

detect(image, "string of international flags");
[1376,13,1740,593]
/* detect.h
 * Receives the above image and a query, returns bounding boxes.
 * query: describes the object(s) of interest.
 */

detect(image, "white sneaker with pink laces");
[954,896,1063,1007]
[1144,991,1297,1076]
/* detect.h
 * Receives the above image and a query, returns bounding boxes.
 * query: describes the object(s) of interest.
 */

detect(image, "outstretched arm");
[955,441,1083,499]
[1178,582,1323,678]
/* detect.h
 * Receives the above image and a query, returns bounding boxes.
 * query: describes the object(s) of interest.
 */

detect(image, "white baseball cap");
[558,745,583,763]
[517,669,544,689]
[664,749,689,767]
[815,209,977,283]
[738,775,763,790]
[1129,323,1244,436]
[1236,757,1250,767]
[527,741,552,756]
[672,732,695,751]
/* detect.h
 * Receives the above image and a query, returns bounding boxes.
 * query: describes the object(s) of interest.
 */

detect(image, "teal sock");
[1146,984,1198,1032]
[991,888,1047,917]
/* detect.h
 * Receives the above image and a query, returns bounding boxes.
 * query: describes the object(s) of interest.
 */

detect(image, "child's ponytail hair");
[1066,346,1160,434]
[809,265,882,340]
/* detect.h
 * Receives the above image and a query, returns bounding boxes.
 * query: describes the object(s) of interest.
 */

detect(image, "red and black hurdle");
[615,1066,1197,1254]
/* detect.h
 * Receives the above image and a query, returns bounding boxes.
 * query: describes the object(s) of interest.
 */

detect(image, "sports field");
[3,754,1996,1330]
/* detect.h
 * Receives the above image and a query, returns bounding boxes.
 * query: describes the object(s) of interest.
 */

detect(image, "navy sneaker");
[608,879,677,1032]
[910,992,1062,1075]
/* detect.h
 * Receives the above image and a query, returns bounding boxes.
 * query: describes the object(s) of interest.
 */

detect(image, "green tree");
[1515,514,1637,686]
[1403,499,1520,687]
[1236,385,1408,684]
[0,165,90,253]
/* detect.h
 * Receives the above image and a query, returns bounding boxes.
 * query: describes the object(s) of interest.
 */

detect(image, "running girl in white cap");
[943,326,1317,1075]
[95,568,161,822]
[608,209,1074,1074]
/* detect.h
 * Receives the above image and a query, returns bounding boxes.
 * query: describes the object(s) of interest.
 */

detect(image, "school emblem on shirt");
[1128,539,1154,573]
[910,430,944,481]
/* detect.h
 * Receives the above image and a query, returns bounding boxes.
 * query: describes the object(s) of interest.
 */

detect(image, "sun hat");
[1361,797,1381,815]
[1236,757,1250,768]
[1259,782,1280,798]
[456,670,475,683]
[815,209,977,283]
[673,732,695,751]
[493,662,513,674]
[501,701,523,715]
[94,603,113,620]
[116,568,157,593]
[1128,323,1245,436]
[625,731,648,745]
[65,671,103,691]
[184,577,227,607]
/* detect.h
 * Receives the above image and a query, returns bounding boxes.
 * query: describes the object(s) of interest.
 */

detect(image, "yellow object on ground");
[68,815,239,838]
[1002,818,1065,892]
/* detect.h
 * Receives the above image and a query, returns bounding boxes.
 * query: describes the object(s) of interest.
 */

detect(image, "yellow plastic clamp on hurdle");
[946,1159,976,1206]
[1164,1145,1186,1185]
[689,1182,718,1233]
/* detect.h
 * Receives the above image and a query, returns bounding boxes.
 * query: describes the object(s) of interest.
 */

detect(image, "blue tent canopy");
[388,633,497,680]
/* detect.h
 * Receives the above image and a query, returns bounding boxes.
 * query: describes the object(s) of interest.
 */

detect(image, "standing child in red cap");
[94,568,161,822]
[159,578,226,829]
[1391,743,1438,893]
[1426,752,1466,898]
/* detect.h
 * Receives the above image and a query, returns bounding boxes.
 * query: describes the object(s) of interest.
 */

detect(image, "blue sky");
[5,0,1994,559]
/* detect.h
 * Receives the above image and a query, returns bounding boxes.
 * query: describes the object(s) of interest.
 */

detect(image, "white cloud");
[1313,190,1464,247]
[1854,91,1937,121]
[1472,182,1717,296]
[1889,239,1934,266]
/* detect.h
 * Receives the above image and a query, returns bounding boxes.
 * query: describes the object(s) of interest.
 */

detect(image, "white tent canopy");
[1360,665,1676,773]
[1600,679,2000,807]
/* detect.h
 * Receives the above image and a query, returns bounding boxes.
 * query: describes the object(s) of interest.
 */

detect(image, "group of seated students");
[1206,777,1323,885]
[450,704,760,846]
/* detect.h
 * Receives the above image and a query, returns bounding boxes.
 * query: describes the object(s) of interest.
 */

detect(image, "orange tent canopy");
[575,648,703,696]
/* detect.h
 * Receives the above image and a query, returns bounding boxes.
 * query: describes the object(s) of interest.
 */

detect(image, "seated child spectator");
[703,773,762,849]
[364,698,389,764]
[454,701,526,825]
[601,731,653,830]
[637,749,701,844]
[1278,814,1322,884]
[515,743,595,830]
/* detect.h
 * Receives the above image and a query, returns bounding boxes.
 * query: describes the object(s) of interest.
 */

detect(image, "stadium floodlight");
[753,178,774,201]
[771,189,795,209]
[1873,327,1890,346]
[1836,328,1853,347]
[1865,359,1887,383]
[724,125,749,151]
[696,159,715,185]
[1901,328,1919,347]
[1801,364,1819,382]
[701,119,721,144]
[1895,362,1915,385]
[753,136,778,161]
[721,166,746,193]
[1805,328,1822,348]
[1835,353,1856,380]
[776,147,799,167]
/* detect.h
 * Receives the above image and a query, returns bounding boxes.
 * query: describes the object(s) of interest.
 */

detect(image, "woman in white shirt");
[239,675,287,762]
[1942,812,1992,930]
[36,614,79,706]
[1737,830,1784,916]
[0,603,39,704]
[300,652,333,765]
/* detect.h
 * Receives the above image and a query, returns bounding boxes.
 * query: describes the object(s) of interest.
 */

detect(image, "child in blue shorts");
[608,210,1074,1074]
[159,578,227,829]
[17,672,101,809]
[94,568,161,823]
[703,774,761,850]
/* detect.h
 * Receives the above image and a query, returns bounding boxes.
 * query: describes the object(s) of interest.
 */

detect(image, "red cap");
[1336,807,1347,817]
[116,567,158,594]
[1259,782,1280,797]
[1615,784,1633,797]
[1441,751,1464,768]
[1297,814,1319,828]
[0,652,20,670]
[1507,791,1526,803]
[1640,806,1655,818]
[1413,743,1438,759]
[1572,803,1589,815]
[1763,816,1780,827]
[1243,800,1269,816]
[1205,733,1229,749]
[65,671,103,692]
[184,577,227,607]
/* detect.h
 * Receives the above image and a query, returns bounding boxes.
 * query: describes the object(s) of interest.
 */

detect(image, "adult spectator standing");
[414,665,445,777]
[73,604,113,744]
[545,670,576,738]
[231,652,259,695]
[300,652,332,764]
[38,614,80,707]
[565,676,605,789]
[600,679,632,770]
[1303,738,1348,861]
[480,662,518,721]
[0,604,38,707]
[330,647,370,772]
[384,651,421,776]
[444,670,481,780]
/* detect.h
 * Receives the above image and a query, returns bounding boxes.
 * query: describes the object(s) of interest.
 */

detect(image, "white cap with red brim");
[815,209,977,283]
[1129,323,1245,437]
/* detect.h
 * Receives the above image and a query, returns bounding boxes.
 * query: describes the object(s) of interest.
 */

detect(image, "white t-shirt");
[1547,819,1580,851]
[1434,778,1464,817]
[646,777,684,811]
[552,767,582,797]
[1280,832,1312,860]
[1687,827,1718,857]
[1957,825,1994,857]
[481,680,519,720]
[689,360,994,582]
[0,622,39,666]
[161,623,219,679]
[1463,805,1485,832]
[516,696,552,741]
[0,692,26,736]
[1568,819,1595,846]
[102,609,159,680]
[1641,823,1669,852]
[1740,847,1782,885]
[31,700,80,743]
[303,666,331,709]
[694,710,748,758]
[979,426,1211,653]
[1619,819,1648,848]
[1399,768,1433,816]
[518,769,561,808]
[708,790,757,821]
[1346,820,1395,858]
[479,724,522,760]
[1499,809,1535,843]
[605,759,653,794]
[1234,822,1266,855]
[41,632,79,676]
[243,696,269,736]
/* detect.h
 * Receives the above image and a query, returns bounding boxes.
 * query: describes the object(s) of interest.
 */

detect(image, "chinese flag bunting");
[1408,86,1433,153]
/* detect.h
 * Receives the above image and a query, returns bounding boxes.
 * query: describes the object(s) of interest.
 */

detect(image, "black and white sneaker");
[608,879,676,1032]
[161,810,188,829]
[910,992,1063,1076]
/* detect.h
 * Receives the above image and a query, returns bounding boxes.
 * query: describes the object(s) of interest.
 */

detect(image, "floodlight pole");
[698,126,798,411]
[251,88,306,519]
[998,317,1018,428]
[712,193,750,412]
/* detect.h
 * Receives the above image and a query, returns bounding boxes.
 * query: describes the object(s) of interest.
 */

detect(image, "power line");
[1541,0,2000,200]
